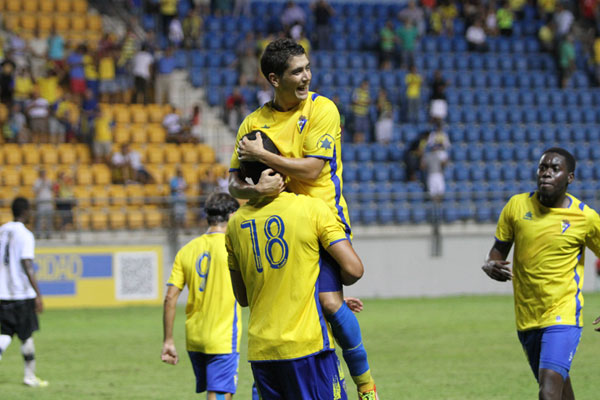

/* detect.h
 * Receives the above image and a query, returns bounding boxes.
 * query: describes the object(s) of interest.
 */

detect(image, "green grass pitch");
[1,293,599,399]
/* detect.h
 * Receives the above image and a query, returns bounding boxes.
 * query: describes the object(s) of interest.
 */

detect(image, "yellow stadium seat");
[126,208,144,229]
[111,105,129,124]
[21,13,36,31]
[0,208,12,225]
[113,125,130,144]
[129,124,147,144]
[21,144,40,164]
[86,14,102,31]
[74,209,90,229]
[92,164,111,185]
[180,144,199,164]
[162,164,177,183]
[147,124,166,143]
[84,31,102,47]
[55,0,71,13]
[144,208,163,229]
[164,145,180,164]
[146,104,165,123]
[76,167,93,186]
[73,186,91,208]
[53,15,70,33]
[39,0,54,12]
[0,103,8,123]
[185,184,199,199]
[21,167,39,186]
[91,185,109,207]
[15,186,34,200]
[72,0,87,13]
[36,14,53,33]
[40,145,59,164]
[107,185,126,207]
[3,12,19,31]
[144,184,166,204]
[198,145,216,163]
[125,185,145,206]
[99,103,112,118]
[181,165,197,186]
[145,165,163,185]
[0,149,4,164]
[108,209,126,230]
[6,0,20,12]
[23,0,38,12]
[2,168,20,186]
[146,146,164,165]
[70,15,86,31]
[130,105,148,124]
[44,167,58,181]
[76,144,91,163]
[66,31,86,46]
[58,144,76,165]
[0,0,5,11]
[90,209,108,230]
[3,144,22,165]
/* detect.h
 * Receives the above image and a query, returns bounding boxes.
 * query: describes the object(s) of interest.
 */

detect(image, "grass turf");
[1,293,599,399]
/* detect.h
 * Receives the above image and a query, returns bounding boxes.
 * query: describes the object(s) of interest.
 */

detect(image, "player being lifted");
[161,193,241,399]
[228,38,378,399]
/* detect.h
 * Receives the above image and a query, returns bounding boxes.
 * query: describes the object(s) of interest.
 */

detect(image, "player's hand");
[345,297,363,313]
[35,296,44,314]
[161,342,179,365]
[593,315,600,332]
[482,260,512,282]
[256,169,285,196]
[238,132,264,162]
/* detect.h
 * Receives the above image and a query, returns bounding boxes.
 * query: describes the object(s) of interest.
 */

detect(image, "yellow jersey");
[226,192,347,361]
[230,92,351,234]
[496,192,600,331]
[167,233,242,353]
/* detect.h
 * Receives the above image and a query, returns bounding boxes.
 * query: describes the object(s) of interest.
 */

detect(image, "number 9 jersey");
[225,192,347,362]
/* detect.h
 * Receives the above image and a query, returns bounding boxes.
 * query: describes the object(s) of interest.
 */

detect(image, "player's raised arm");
[482,240,513,282]
[326,239,364,286]
[161,284,182,365]
[228,169,285,200]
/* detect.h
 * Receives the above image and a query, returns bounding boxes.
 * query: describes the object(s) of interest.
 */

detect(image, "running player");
[161,193,241,399]
[0,197,48,387]
[482,147,600,399]
[226,131,363,399]
[228,37,378,399]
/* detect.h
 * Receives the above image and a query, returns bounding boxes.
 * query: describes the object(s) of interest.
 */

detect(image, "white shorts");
[427,172,445,196]
[430,99,448,119]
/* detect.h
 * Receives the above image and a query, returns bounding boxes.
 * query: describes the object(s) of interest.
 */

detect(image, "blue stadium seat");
[443,206,460,223]
[577,163,594,181]
[501,164,517,181]
[467,146,484,162]
[501,73,516,88]
[335,70,351,87]
[474,91,489,105]
[492,109,508,124]
[469,54,484,70]
[174,50,189,69]
[472,73,486,88]
[207,52,223,68]
[479,125,495,142]
[570,126,586,143]
[477,109,492,124]
[475,205,493,222]
[578,92,593,106]
[406,182,425,204]
[342,144,356,162]
[573,73,589,88]
[511,39,525,53]
[464,126,480,142]
[358,182,377,204]
[350,71,367,87]
[206,88,222,107]
[497,38,511,53]
[343,163,358,182]
[567,108,582,124]
[485,163,501,181]
[360,207,378,225]
[390,182,407,203]
[450,145,467,162]
[455,56,469,70]
[470,164,485,181]
[394,207,410,224]
[574,147,590,162]
[410,208,427,224]
[532,74,546,88]
[484,56,499,70]
[377,204,395,225]
[509,126,526,143]
[459,90,474,105]
[519,91,534,106]
[553,109,567,124]
[456,74,471,88]
[490,91,504,106]
[453,37,468,53]
[516,74,531,88]
[582,109,598,124]
[497,144,512,161]
[556,127,571,143]
[190,69,205,87]
[513,145,528,162]
[421,36,437,53]
[381,72,396,88]
[222,69,238,86]
[537,108,552,123]
[517,166,534,182]
[371,144,388,162]
[207,68,223,86]
[499,57,513,71]
[453,162,469,182]
[190,51,206,68]
[373,163,390,182]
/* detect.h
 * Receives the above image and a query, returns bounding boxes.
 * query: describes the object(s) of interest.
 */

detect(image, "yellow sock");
[352,370,375,392]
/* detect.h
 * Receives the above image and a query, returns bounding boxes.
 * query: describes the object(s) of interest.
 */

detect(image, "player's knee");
[21,337,35,357]
[319,292,344,315]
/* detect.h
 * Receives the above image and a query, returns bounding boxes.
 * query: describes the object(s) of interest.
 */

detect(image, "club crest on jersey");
[297,115,307,134]
[561,219,570,234]
[318,134,334,150]
[523,211,533,220]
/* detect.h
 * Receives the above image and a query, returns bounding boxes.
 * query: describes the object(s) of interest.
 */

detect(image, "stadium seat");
[40,145,58,164]
[21,167,38,186]
[92,164,111,185]
[21,144,40,164]
[108,185,127,207]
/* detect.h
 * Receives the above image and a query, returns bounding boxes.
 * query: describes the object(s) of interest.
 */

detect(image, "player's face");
[536,153,573,197]
[274,54,311,105]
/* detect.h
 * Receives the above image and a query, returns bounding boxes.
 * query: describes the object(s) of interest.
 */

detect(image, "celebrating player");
[228,37,378,399]
[226,131,363,399]
[482,148,600,399]
[0,197,48,387]
[161,193,241,399]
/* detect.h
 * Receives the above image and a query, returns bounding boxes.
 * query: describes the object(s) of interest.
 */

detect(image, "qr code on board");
[114,252,158,300]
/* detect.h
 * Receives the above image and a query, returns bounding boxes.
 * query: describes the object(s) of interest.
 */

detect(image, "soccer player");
[482,148,600,400]
[226,131,364,399]
[228,37,378,399]
[0,197,48,387]
[161,192,241,399]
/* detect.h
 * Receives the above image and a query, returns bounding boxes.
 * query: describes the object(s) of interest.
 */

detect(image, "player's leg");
[318,246,377,398]
[0,334,12,360]
[0,300,17,361]
[207,392,232,400]
[538,369,568,400]
[537,326,581,400]
[561,377,575,400]
[17,299,47,387]
[205,353,239,399]
[188,351,209,394]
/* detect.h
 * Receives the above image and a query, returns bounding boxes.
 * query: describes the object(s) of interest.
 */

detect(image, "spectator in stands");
[379,20,396,70]
[13,67,35,110]
[83,45,99,99]
[421,141,448,204]
[200,168,218,195]
[312,0,335,50]
[110,145,128,184]
[53,171,74,234]
[462,0,481,27]
[497,0,515,36]
[538,0,557,22]
[116,27,138,104]
[163,106,186,143]
[397,19,419,68]
[99,47,119,103]
[238,47,259,86]
[399,0,426,36]
[7,103,28,144]
[54,93,77,143]
[27,28,48,79]
[256,79,273,106]
[47,29,65,71]
[9,31,28,70]
[429,70,448,123]
[439,0,459,36]
[351,79,371,143]
[123,144,153,184]
[0,54,16,106]
[405,130,429,182]
[80,88,100,146]
[26,90,50,144]
[553,2,574,39]
[168,17,185,48]
[67,45,87,101]
[485,2,499,36]
[189,104,204,142]
[374,89,393,145]
[224,87,248,131]
[132,44,154,104]
[183,7,204,49]
[558,34,576,88]
[466,18,489,51]
[539,21,555,52]
[233,0,251,16]
[160,0,179,38]
[93,110,114,163]
[33,169,54,239]
[426,119,451,156]
[405,64,422,123]
[37,67,60,106]
[281,1,306,34]
[155,47,177,105]
[169,166,188,231]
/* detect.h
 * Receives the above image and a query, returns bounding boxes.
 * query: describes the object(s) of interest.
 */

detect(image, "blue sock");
[326,302,370,377]
[215,393,226,400]
[252,382,259,400]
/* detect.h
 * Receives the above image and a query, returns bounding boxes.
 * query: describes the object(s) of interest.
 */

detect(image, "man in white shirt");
[0,197,48,387]
[466,19,488,52]
[132,44,154,104]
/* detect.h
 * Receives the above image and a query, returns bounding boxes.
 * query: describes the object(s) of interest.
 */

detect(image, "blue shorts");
[251,350,347,400]
[187,352,239,394]
[517,325,582,381]
[318,244,343,293]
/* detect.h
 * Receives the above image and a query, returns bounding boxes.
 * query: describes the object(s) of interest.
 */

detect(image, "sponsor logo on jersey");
[561,220,570,234]
[297,116,307,134]
[523,211,533,220]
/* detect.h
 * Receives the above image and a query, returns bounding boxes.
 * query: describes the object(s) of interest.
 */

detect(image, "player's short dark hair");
[11,197,29,219]
[204,192,239,225]
[260,38,305,79]
[240,130,280,185]
[542,147,576,173]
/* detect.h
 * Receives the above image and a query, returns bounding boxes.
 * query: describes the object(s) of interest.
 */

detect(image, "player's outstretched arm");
[228,169,284,200]
[326,240,364,285]
[238,132,326,181]
[162,285,182,365]
[21,259,43,313]
[482,240,513,282]
[594,315,600,332]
